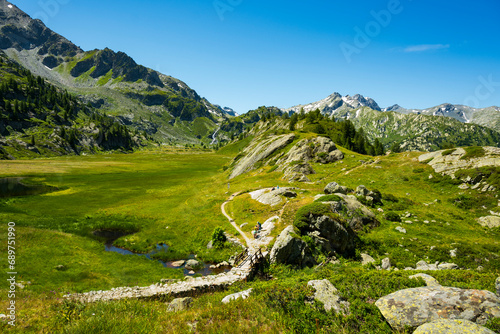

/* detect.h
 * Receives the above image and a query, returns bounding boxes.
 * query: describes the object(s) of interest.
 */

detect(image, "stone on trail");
[376,285,500,330]
[167,297,193,312]
[307,279,350,314]
[221,288,253,304]
[413,319,495,334]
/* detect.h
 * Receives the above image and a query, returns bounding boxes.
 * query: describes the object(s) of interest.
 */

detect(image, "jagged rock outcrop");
[376,275,500,330]
[230,133,296,179]
[307,279,350,314]
[324,182,349,195]
[323,193,380,232]
[413,319,495,334]
[419,147,500,176]
[269,226,315,267]
[278,136,344,166]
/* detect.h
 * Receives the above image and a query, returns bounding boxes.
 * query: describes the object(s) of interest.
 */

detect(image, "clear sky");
[12,0,500,114]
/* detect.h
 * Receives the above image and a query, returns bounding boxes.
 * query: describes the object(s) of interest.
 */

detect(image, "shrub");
[441,149,456,156]
[314,194,342,202]
[294,203,333,231]
[382,193,399,203]
[211,227,227,249]
[461,146,485,160]
[384,212,401,222]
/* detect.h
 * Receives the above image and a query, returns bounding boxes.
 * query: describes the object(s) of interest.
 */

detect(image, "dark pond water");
[0,178,57,198]
[94,230,231,276]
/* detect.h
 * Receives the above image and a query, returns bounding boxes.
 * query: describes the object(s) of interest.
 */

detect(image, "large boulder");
[304,215,356,255]
[376,284,500,330]
[269,226,315,267]
[324,182,349,195]
[413,319,495,334]
[278,136,344,166]
[307,279,350,314]
[327,194,380,232]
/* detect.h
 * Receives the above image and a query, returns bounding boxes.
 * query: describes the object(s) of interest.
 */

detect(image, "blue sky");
[12,0,500,114]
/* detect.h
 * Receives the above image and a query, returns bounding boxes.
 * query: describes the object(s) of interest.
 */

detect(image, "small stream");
[0,177,57,198]
[95,230,231,276]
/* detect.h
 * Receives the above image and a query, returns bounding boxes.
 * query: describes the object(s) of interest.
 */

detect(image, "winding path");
[221,192,253,247]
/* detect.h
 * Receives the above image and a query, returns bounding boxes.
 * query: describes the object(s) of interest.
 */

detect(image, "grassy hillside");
[1,137,499,333]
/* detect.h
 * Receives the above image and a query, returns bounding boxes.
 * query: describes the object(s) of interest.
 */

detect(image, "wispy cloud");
[404,44,450,53]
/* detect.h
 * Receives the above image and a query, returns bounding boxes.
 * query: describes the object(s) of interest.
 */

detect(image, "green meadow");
[0,142,499,333]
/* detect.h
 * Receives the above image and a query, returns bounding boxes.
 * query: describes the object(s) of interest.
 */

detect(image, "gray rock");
[477,216,500,228]
[184,259,200,270]
[355,185,369,197]
[414,319,495,334]
[496,277,500,297]
[328,193,380,231]
[396,226,407,234]
[171,260,186,267]
[437,262,459,270]
[307,279,350,314]
[416,260,438,271]
[167,297,193,312]
[239,223,248,228]
[269,226,314,267]
[206,240,213,249]
[376,285,500,330]
[409,273,441,287]
[282,190,297,198]
[303,214,357,256]
[324,182,349,195]
[278,136,343,166]
[381,257,391,270]
[450,248,458,258]
[361,253,375,266]
[458,183,470,190]
[221,288,253,304]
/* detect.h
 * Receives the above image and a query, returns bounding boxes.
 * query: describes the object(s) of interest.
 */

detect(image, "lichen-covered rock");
[376,285,500,330]
[413,319,495,334]
[304,215,356,255]
[184,259,200,270]
[409,273,441,287]
[230,133,296,179]
[167,297,193,312]
[327,194,380,232]
[324,182,349,195]
[269,226,315,267]
[221,288,253,304]
[278,136,343,166]
[496,277,500,297]
[477,216,500,228]
[361,253,375,266]
[381,257,391,270]
[307,279,350,314]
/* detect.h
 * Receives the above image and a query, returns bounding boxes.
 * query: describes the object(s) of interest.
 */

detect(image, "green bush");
[294,203,333,231]
[461,146,485,160]
[382,193,399,203]
[384,212,401,222]
[211,227,227,249]
[314,194,342,202]
[441,149,456,156]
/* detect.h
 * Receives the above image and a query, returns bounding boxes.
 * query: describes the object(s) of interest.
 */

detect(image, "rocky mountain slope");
[0,50,143,159]
[0,0,232,145]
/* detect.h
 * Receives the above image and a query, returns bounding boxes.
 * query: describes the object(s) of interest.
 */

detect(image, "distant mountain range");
[0,0,234,146]
[284,92,500,133]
